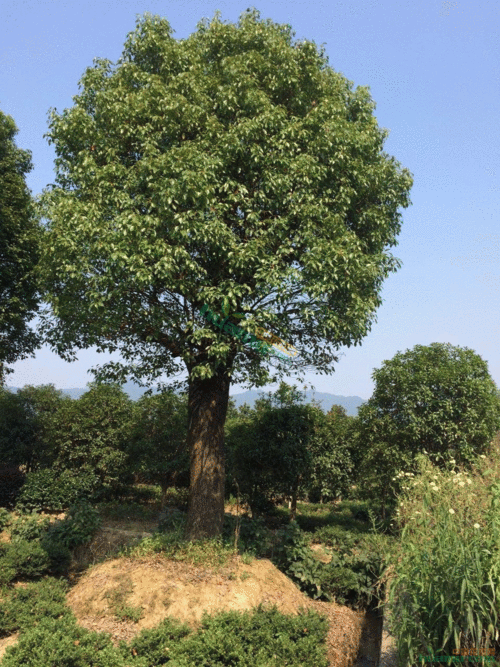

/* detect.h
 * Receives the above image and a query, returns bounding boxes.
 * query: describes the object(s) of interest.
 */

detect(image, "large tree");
[37,10,413,539]
[0,110,42,384]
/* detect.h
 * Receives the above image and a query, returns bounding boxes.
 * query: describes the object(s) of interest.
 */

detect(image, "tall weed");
[386,452,500,665]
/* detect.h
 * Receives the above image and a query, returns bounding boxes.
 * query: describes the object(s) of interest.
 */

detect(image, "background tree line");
[2,340,500,519]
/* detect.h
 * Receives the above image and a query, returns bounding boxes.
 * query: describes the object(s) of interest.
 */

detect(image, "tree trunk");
[184,367,231,541]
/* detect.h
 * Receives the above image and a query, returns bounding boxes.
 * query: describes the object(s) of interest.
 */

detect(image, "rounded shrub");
[15,468,100,512]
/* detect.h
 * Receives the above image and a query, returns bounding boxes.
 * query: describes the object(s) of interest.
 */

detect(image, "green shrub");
[0,544,16,585]
[119,617,191,664]
[312,524,359,548]
[48,383,134,494]
[323,535,388,608]
[0,508,12,530]
[271,522,331,601]
[168,605,330,667]
[0,540,51,581]
[44,499,101,549]
[15,468,99,512]
[222,515,275,557]
[0,577,71,637]
[271,521,388,608]
[42,539,72,574]
[9,512,51,542]
[1,615,142,667]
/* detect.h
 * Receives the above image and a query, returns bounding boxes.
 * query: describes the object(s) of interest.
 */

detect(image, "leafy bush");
[9,512,51,542]
[44,499,101,549]
[271,521,388,608]
[222,515,276,557]
[127,390,190,495]
[226,400,318,517]
[0,544,16,585]
[119,616,191,665]
[0,576,71,637]
[306,405,355,503]
[312,524,360,548]
[0,508,12,530]
[0,385,71,472]
[119,605,329,667]
[47,383,134,494]
[2,604,329,667]
[386,452,500,664]
[41,539,71,574]
[271,522,331,600]
[15,468,99,512]
[1,615,140,667]
[0,540,51,581]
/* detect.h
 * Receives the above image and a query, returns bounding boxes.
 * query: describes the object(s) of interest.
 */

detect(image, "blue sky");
[2,0,499,401]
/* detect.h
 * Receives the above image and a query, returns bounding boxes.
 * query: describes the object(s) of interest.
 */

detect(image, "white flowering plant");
[385,438,500,667]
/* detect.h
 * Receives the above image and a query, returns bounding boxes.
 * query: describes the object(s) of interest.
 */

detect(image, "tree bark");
[184,366,231,541]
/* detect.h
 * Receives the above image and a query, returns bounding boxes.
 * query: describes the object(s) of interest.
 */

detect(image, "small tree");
[48,383,134,495]
[355,342,500,516]
[0,110,42,385]
[307,405,354,503]
[0,385,70,472]
[127,389,189,503]
[227,382,320,518]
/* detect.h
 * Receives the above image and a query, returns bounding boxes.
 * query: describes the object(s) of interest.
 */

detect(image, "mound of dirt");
[65,553,371,667]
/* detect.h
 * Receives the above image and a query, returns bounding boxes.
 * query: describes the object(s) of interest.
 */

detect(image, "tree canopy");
[0,110,42,384]
[36,9,413,538]
[354,342,500,514]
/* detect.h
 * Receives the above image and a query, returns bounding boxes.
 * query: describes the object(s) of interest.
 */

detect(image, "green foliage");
[1,615,140,667]
[306,405,355,503]
[271,520,388,608]
[2,603,329,667]
[386,453,500,665]
[0,576,71,637]
[15,468,100,512]
[222,515,276,557]
[127,390,189,491]
[37,9,412,394]
[0,385,71,472]
[0,109,42,384]
[0,540,51,581]
[119,616,191,665]
[0,508,11,530]
[272,522,332,600]
[354,343,500,513]
[43,499,101,549]
[47,383,134,494]
[226,384,320,515]
[9,512,51,542]
[41,539,71,575]
[120,605,329,667]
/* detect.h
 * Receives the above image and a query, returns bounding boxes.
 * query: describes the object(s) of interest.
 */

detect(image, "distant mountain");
[6,384,367,416]
[229,389,366,416]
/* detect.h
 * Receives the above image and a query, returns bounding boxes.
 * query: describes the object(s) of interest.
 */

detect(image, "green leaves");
[37,9,412,391]
[0,110,42,383]
[353,343,500,513]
